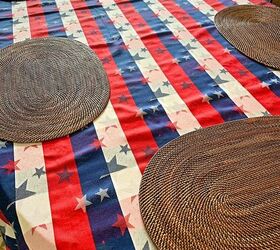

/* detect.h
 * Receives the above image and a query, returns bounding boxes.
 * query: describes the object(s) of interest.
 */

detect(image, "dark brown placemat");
[0,37,110,142]
[140,116,280,249]
[215,5,280,69]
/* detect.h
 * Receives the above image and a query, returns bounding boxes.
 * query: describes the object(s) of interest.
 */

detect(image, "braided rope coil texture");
[215,5,280,69]
[0,38,110,142]
[140,117,280,250]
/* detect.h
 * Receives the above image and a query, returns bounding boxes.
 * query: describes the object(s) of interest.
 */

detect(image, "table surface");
[0,0,278,249]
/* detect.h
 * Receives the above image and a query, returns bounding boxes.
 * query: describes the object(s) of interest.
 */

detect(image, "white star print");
[75,195,92,213]
[95,188,110,202]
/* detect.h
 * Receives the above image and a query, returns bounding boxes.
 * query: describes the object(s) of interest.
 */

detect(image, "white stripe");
[233,0,252,5]
[12,3,56,249]
[101,0,201,134]
[14,144,56,250]
[55,1,155,249]
[189,0,280,84]
[143,0,268,117]
[94,103,155,250]
[12,1,31,43]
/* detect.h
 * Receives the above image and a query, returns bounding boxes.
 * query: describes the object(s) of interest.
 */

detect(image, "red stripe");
[26,0,49,38]
[42,137,96,250]
[116,0,224,127]
[159,0,280,115]
[247,0,273,5]
[26,6,96,248]
[70,0,159,173]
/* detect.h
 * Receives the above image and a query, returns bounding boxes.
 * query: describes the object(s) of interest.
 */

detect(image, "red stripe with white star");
[158,0,280,115]
[42,137,96,250]
[117,0,224,127]
[70,0,159,173]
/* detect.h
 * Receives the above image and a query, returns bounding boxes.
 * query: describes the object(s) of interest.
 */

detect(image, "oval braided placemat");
[140,116,280,250]
[0,38,110,142]
[215,5,280,69]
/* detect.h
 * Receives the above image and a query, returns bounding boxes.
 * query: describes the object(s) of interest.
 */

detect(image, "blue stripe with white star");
[132,0,246,121]
[175,0,280,97]
[85,0,179,147]
[40,0,67,37]
[70,125,135,250]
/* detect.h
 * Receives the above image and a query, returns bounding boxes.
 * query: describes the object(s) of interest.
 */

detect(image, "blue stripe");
[41,0,66,37]
[132,0,246,121]
[217,0,235,6]
[0,1,13,48]
[85,0,179,147]
[0,142,28,250]
[70,125,135,250]
[176,0,280,97]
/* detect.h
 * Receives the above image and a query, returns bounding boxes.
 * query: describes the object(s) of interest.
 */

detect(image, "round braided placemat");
[0,37,110,142]
[139,117,280,250]
[215,5,280,69]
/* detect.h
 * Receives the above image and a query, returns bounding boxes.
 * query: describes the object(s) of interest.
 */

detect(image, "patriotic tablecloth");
[0,0,278,249]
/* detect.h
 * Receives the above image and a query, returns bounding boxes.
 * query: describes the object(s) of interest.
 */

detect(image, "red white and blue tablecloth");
[0,0,278,249]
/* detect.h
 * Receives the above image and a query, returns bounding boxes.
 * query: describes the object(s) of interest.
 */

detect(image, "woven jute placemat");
[215,5,280,69]
[0,37,110,142]
[140,116,280,249]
